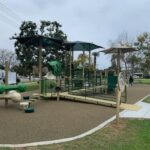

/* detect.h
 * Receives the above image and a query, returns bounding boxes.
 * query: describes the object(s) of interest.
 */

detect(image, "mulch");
[0,84,149,144]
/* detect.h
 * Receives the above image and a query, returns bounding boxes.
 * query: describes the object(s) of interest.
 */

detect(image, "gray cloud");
[0,0,150,68]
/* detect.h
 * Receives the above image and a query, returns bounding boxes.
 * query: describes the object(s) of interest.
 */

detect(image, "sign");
[118,72,125,93]
[0,69,16,84]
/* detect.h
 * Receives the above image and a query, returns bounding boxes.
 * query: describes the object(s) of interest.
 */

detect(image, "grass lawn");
[1,119,150,150]
[24,81,39,91]
[143,96,150,103]
[134,78,150,84]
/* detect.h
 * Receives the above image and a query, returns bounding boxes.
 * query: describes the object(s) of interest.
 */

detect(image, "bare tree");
[109,32,135,77]
[0,49,19,69]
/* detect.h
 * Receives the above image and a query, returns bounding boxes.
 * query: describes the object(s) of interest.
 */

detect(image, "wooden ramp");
[120,103,141,111]
[60,92,116,107]
[37,92,141,111]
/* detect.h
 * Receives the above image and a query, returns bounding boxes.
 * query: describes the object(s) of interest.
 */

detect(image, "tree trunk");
[29,73,31,81]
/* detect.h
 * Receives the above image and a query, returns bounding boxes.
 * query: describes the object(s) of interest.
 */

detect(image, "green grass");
[134,78,150,84]
[1,119,150,150]
[24,81,39,91]
[143,96,150,103]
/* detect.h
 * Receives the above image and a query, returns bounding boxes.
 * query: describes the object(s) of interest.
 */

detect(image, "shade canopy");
[101,44,137,54]
[64,41,103,51]
[13,35,63,49]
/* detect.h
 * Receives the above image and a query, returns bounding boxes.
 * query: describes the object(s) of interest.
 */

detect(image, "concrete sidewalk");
[120,100,150,119]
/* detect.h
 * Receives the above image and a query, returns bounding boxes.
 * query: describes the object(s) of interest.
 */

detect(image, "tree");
[13,21,67,79]
[135,32,150,75]
[110,53,118,72]
[92,52,100,84]
[11,64,26,76]
[0,49,18,69]
[13,21,38,79]
[127,54,141,75]
[76,53,89,67]
[73,53,89,80]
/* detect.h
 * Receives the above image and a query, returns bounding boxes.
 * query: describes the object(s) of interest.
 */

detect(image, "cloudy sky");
[0,0,150,68]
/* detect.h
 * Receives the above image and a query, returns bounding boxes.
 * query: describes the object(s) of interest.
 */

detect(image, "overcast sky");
[0,0,150,69]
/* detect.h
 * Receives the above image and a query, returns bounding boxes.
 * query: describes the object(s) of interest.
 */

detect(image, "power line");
[0,12,19,29]
[0,0,24,29]
[0,0,22,22]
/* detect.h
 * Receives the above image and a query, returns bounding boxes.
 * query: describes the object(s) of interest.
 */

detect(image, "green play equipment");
[41,60,62,95]
[0,83,26,94]
[47,61,62,76]
[107,75,118,92]
[24,101,34,113]
[25,107,34,113]
[41,79,57,94]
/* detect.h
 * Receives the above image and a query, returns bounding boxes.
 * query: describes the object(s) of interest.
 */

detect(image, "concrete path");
[120,95,150,119]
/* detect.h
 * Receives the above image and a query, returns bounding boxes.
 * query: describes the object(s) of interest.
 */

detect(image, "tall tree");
[13,21,67,79]
[127,54,141,75]
[135,32,150,75]
[13,21,38,79]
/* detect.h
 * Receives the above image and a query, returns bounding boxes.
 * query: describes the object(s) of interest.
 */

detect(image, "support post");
[100,71,103,85]
[39,45,42,94]
[124,84,127,103]
[69,48,72,91]
[89,51,91,87]
[5,61,9,107]
[116,50,121,124]
[82,51,85,88]
[105,69,108,94]
[72,50,74,90]
[94,55,96,87]
[117,50,121,75]
[56,76,60,101]
[116,87,121,124]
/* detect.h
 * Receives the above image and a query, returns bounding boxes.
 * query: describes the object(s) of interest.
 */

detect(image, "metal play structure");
[63,41,103,93]
[39,58,140,113]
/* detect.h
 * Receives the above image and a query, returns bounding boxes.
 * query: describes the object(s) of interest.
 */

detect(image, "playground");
[0,36,149,147]
[0,84,149,144]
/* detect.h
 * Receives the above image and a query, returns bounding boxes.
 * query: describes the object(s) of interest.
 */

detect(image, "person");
[129,75,134,86]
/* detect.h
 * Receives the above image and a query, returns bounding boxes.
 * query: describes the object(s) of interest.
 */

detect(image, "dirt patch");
[108,119,127,130]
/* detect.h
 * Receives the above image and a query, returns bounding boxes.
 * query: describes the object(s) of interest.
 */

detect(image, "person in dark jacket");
[129,75,134,86]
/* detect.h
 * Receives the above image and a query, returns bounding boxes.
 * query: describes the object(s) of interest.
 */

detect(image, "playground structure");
[10,36,139,113]
[0,82,36,112]
[0,83,26,94]
[0,38,143,145]
[61,42,128,106]
[63,41,103,93]
[0,61,35,112]
[0,83,26,105]
[39,59,140,112]
[12,36,120,102]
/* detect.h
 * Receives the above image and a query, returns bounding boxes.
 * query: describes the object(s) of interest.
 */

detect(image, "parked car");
[133,75,139,79]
